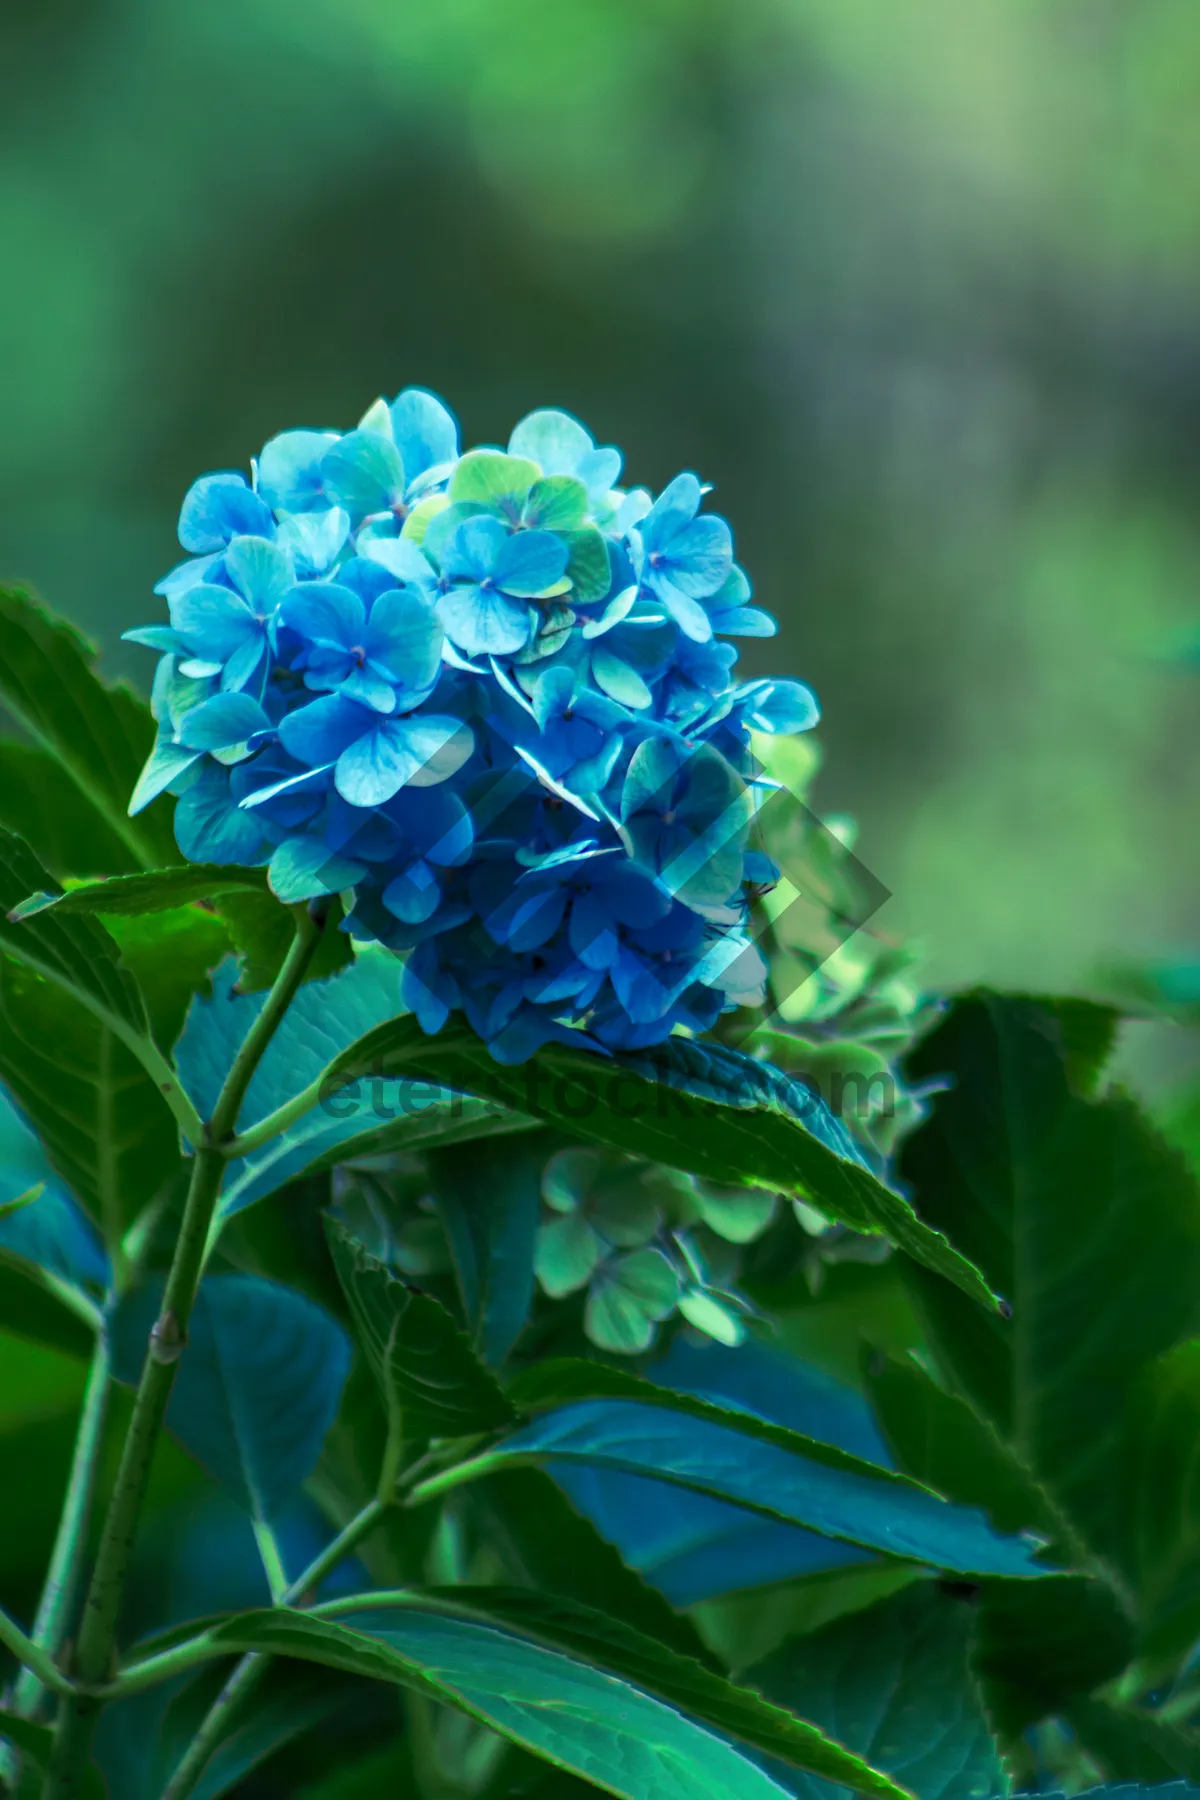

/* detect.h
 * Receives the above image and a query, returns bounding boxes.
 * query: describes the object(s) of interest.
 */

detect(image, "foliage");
[1,417,1199,1800]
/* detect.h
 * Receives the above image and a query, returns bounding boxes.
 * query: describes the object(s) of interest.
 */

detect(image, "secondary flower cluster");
[129,389,818,1061]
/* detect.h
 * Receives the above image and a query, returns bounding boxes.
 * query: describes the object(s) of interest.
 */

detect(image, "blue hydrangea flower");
[632,473,733,643]
[281,576,442,714]
[167,536,293,693]
[128,390,821,1063]
[437,515,569,657]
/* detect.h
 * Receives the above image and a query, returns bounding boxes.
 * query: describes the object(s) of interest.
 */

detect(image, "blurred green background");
[3,0,1198,1086]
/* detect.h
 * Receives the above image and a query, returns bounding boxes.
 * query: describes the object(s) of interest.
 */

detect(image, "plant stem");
[10,1332,112,1719]
[158,1654,266,1800]
[210,906,322,1149]
[0,1607,75,1698]
[221,1074,325,1160]
[152,1498,389,1800]
[403,1449,516,1509]
[43,910,326,1799]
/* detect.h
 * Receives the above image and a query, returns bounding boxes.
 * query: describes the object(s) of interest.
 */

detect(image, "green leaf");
[178,955,405,1217]
[471,1464,710,1662]
[0,1133,108,1298]
[9,864,270,921]
[864,1351,1056,1540]
[203,1605,870,1800]
[0,742,139,880]
[971,1575,1134,1739]
[321,1018,998,1310]
[1114,1340,1200,1661]
[0,827,148,1036]
[507,1356,1010,1506]
[325,1217,516,1442]
[898,992,1200,1567]
[0,584,176,868]
[450,452,539,509]
[744,1582,1005,1800]
[0,1262,97,1359]
[563,526,612,600]
[157,1661,361,1800]
[0,957,180,1241]
[105,907,231,1052]
[350,1586,917,1799]
[470,1388,1051,1578]
[429,1139,542,1368]
[299,1095,537,1176]
[111,1274,352,1519]
[1066,1697,1200,1784]
[213,888,353,991]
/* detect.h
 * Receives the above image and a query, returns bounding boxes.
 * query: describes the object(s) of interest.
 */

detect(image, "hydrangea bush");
[0,392,1198,1800]
[127,391,816,1062]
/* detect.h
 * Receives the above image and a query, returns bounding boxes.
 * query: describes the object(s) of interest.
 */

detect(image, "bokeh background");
[3,0,1199,1088]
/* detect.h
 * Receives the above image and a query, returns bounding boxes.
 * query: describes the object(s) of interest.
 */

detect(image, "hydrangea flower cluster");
[128,389,818,1062]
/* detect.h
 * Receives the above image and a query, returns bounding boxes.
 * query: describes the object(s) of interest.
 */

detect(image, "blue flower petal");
[639,473,702,553]
[337,669,399,714]
[258,430,338,513]
[439,583,533,658]
[621,736,680,822]
[129,733,201,814]
[123,625,185,653]
[382,859,441,924]
[155,552,221,598]
[268,837,367,904]
[389,388,459,482]
[170,584,257,661]
[220,633,269,695]
[224,535,295,608]
[176,692,273,752]
[654,581,713,644]
[359,534,437,588]
[441,513,509,583]
[362,590,443,694]
[713,606,776,637]
[661,515,733,598]
[591,647,652,710]
[321,429,406,519]
[274,507,350,576]
[282,581,365,650]
[335,714,472,808]
[494,529,570,598]
[279,694,374,769]
[175,763,270,864]
[179,475,275,554]
[738,678,820,735]
[508,408,593,475]
[402,716,475,788]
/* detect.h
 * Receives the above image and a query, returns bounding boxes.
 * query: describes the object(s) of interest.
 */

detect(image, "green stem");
[0,1606,74,1699]
[221,1074,325,1160]
[403,1449,516,1510]
[44,910,327,1799]
[209,907,322,1149]
[99,1012,203,1150]
[108,1499,390,1702]
[158,1655,267,1800]
[10,1333,112,1719]
[150,1499,389,1800]
[252,1522,289,1605]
